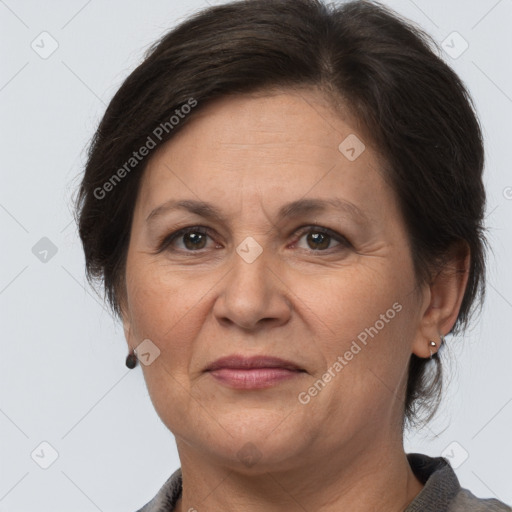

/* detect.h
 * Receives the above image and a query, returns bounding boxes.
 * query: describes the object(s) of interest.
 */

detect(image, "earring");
[429,334,445,359]
[125,349,138,369]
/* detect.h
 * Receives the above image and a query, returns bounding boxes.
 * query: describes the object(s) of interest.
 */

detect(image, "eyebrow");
[145,197,369,225]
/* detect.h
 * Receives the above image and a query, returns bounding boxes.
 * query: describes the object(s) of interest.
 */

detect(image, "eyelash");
[155,225,351,255]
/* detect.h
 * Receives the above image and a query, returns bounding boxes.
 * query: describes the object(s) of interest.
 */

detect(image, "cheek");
[125,264,209,428]
[124,262,208,368]
[296,259,416,409]
[301,262,410,343]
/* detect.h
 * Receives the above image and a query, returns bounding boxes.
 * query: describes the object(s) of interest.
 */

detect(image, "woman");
[74,0,511,510]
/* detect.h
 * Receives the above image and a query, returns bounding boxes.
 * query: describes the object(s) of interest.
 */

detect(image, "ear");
[411,241,470,358]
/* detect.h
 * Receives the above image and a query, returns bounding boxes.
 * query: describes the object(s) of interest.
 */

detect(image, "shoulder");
[450,488,512,512]
[134,468,182,512]
[406,453,511,512]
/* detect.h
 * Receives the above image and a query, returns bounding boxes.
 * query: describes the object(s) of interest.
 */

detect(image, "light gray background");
[1,0,511,510]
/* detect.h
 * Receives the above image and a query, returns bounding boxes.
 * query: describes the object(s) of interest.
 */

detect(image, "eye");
[292,225,351,252]
[156,225,351,254]
[157,226,217,253]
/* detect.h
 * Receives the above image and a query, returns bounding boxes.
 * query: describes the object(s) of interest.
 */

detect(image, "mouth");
[205,355,306,390]
[205,354,304,372]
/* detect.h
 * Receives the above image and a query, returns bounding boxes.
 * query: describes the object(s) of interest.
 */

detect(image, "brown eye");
[181,231,208,250]
[158,227,214,253]
[156,225,350,255]
[305,231,331,250]
[294,226,350,252]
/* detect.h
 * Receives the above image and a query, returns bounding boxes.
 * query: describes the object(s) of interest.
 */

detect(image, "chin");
[196,416,311,472]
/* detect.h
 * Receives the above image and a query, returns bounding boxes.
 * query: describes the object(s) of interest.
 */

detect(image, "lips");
[205,355,305,390]
[205,355,304,372]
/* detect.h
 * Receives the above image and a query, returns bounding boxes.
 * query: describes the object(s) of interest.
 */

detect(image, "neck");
[173,437,424,512]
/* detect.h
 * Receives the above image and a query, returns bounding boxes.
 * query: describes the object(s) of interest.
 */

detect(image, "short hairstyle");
[74,0,487,429]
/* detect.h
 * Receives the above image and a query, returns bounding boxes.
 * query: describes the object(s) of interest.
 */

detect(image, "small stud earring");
[429,334,446,359]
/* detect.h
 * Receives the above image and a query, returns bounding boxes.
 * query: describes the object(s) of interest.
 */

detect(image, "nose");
[212,243,292,331]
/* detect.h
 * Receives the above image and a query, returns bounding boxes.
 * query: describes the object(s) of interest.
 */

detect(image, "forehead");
[134,88,394,225]
[162,88,363,157]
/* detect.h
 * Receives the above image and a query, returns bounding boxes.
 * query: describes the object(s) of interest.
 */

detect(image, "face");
[121,88,428,472]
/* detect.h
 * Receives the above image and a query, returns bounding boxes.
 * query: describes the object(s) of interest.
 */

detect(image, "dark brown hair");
[73,0,486,428]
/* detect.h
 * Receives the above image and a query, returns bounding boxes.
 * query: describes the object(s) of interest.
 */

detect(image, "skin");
[120,88,469,512]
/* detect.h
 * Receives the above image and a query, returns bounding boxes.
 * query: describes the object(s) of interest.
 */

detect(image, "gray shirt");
[135,453,512,511]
